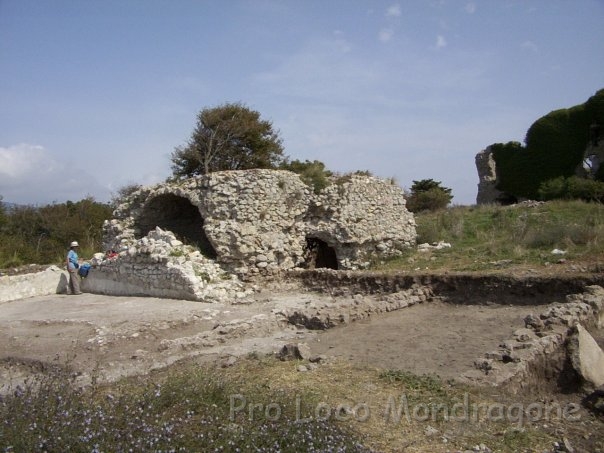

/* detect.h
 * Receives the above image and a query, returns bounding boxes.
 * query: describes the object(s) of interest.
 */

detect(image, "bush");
[538,176,604,202]
[405,179,453,213]
[490,88,604,200]
[406,188,452,213]
[280,159,333,194]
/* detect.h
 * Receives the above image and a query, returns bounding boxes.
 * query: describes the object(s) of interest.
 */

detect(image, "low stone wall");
[461,285,604,393]
[277,285,434,330]
[0,266,68,303]
[282,269,604,304]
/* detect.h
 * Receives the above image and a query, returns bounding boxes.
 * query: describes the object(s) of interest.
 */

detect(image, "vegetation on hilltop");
[1,196,601,277]
[0,197,111,269]
[171,102,286,177]
[491,88,604,200]
[374,200,604,274]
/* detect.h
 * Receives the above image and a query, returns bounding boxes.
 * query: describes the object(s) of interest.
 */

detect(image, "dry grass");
[217,356,588,453]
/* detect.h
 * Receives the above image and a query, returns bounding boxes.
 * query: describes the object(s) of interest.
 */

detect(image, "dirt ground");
[307,301,552,380]
[2,275,604,452]
[2,284,601,392]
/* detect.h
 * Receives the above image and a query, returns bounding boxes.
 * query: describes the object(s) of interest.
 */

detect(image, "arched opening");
[134,194,217,259]
[304,237,338,270]
[496,193,518,206]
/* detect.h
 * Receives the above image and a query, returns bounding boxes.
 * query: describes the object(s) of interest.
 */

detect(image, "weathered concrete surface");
[0,266,67,303]
[0,292,302,392]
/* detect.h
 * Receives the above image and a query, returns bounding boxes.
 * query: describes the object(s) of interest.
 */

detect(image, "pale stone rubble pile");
[83,169,416,302]
[83,227,252,302]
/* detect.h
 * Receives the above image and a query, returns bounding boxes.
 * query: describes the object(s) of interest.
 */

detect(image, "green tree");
[171,102,286,177]
[0,198,112,268]
[405,179,453,213]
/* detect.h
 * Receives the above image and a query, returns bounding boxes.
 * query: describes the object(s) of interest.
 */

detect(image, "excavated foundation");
[280,270,604,394]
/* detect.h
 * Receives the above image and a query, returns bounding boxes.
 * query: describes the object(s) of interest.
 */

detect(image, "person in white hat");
[66,241,82,295]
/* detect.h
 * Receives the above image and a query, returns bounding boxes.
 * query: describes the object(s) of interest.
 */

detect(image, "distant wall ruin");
[475,146,507,205]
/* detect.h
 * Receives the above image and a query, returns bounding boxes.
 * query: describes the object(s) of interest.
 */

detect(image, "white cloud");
[379,28,394,43]
[0,144,55,179]
[386,4,401,17]
[436,35,447,49]
[465,2,476,14]
[521,40,538,52]
[0,143,110,205]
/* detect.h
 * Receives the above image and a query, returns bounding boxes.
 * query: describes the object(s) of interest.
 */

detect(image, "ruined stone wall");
[83,228,252,302]
[0,266,68,302]
[475,146,505,205]
[95,169,416,300]
[308,175,416,268]
[104,169,415,273]
[198,170,311,274]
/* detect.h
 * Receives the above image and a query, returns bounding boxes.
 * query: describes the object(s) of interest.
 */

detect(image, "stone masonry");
[475,146,506,205]
[461,285,604,393]
[86,169,416,301]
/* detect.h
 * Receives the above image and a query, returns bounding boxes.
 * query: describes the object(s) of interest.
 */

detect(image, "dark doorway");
[134,194,217,259]
[305,237,338,270]
[496,193,519,206]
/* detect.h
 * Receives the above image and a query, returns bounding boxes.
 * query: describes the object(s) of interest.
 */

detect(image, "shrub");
[539,176,604,202]
[0,364,371,452]
[406,187,453,213]
[0,198,112,269]
[280,159,333,194]
[490,88,604,200]
[405,179,453,213]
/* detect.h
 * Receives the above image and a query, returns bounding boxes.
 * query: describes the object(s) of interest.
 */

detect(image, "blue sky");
[1,0,603,206]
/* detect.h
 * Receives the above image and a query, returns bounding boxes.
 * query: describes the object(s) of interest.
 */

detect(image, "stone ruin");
[82,169,416,301]
[475,146,507,205]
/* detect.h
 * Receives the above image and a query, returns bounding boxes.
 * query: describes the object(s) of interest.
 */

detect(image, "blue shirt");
[67,249,79,271]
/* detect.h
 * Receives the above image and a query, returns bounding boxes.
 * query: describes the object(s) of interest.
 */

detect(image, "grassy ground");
[2,355,601,453]
[375,200,604,275]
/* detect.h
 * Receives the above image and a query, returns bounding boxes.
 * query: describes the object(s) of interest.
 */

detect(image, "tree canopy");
[405,179,453,212]
[0,197,112,268]
[171,102,286,177]
[491,88,604,200]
